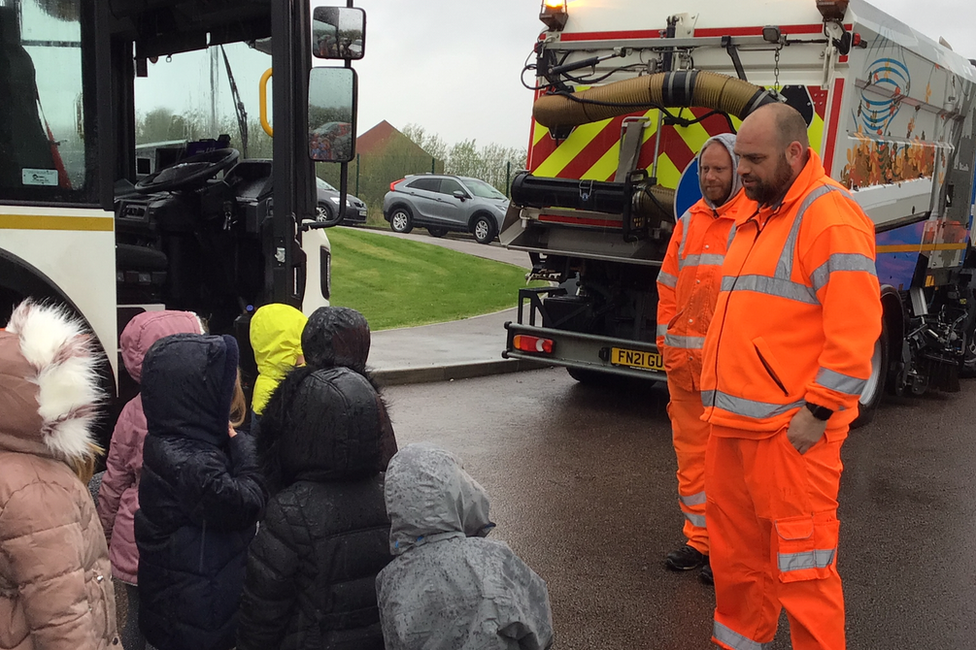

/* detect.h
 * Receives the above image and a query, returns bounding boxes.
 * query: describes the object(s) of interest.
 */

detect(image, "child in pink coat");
[97,310,204,650]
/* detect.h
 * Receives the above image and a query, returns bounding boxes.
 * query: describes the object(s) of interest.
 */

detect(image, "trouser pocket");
[773,514,839,583]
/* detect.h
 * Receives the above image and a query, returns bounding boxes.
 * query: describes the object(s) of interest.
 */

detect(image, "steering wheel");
[135,148,240,193]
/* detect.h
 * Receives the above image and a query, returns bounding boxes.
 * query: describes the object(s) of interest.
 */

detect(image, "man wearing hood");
[376,443,553,650]
[656,133,745,584]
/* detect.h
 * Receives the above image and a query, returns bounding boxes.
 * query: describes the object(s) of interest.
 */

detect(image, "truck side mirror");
[307,67,357,163]
[311,6,365,60]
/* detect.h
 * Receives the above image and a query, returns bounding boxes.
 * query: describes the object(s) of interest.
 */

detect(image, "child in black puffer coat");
[136,333,266,650]
[238,308,398,650]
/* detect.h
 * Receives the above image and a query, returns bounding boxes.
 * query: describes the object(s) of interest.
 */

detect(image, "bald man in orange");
[700,103,881,650]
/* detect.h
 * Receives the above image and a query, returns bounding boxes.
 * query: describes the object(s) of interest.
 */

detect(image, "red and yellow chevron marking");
[528,86,828,189]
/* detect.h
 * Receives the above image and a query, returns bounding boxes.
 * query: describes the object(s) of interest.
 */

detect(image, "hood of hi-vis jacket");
[698,133,743,210]
[249,303,308,415]
[384,443,494,556]
[656,135,744,392]
[699,149,882,434]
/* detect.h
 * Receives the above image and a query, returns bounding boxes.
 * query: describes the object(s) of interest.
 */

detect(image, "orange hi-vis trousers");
[706,424,847,650]
[667,381,709,554]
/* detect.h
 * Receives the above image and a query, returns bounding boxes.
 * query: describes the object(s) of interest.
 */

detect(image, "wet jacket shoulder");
[0,301,119,650]
[97,309,203,584]
[376,444,553,650]
[135,334,266,650]
[238,365,394,650]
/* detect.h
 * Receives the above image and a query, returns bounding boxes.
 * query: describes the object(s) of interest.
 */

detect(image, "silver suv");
[382,174,508,244]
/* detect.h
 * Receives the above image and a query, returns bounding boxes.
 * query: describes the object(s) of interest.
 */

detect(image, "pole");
[506,161,511,197]
[356,153,360,196]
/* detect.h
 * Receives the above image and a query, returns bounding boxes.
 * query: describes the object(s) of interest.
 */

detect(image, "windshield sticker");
[22,169,59,187]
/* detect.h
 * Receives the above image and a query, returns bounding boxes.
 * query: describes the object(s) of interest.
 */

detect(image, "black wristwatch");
[804,401,833,421]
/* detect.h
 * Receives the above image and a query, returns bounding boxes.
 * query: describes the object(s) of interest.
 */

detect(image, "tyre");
[427,226,448,238]
[566,366,606,384]
[389,206,413,234]
[315,202,341,227]
[471,214,497,244]
[851,317,889,429]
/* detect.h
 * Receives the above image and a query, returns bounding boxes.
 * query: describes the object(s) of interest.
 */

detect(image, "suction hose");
[533,70,779,129]
[510,171,676,226]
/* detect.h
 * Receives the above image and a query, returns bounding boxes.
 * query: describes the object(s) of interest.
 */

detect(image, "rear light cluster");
[390,179,404,191]
[512,335,554,354]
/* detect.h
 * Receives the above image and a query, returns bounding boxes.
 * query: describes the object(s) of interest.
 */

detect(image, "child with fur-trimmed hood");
[0,300,121,649]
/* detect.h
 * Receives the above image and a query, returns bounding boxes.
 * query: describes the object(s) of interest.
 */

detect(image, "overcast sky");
[352,0,976,151]
[135,0,976,152]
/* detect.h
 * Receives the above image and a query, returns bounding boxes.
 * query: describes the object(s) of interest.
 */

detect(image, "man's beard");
[743,154,793,206]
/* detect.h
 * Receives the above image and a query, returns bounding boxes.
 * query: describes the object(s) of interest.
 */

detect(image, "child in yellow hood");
[249,303,308,416]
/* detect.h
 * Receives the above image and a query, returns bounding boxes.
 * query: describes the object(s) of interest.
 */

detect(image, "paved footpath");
[342,227,546,385]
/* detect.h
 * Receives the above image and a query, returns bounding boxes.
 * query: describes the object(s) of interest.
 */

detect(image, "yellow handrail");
[259,68,273,137]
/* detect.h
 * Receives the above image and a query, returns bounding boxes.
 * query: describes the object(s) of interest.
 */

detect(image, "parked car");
[316,177,368,225]
[382,174,508,244]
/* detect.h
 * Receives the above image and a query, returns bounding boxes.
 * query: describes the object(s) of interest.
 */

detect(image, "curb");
[373,358,550,387]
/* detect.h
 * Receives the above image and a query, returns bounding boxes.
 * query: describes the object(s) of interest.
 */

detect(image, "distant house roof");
[357,120,432,160]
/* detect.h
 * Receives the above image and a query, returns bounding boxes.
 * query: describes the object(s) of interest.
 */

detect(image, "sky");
[352,0,976,151]
[134,0,976,152]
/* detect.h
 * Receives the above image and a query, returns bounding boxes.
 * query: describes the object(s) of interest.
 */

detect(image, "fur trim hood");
[0,300,104,462]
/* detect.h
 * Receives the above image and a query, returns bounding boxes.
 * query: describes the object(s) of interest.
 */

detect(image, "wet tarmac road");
[383,367,976,649]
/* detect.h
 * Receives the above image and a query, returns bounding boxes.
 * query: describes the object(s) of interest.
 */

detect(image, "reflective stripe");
[656,324,668,337]
[775,185,846,280]
[721,275,819,304]
[684,511,706,528]
[816,367,867,396]
[665,334,705,349]
[658,271,677,288]
[713,621,771,650]
[677,210,692,259]
[682,253,726,270]
[679,490,706,506]
[810,253,878,293]
[726,224,737,249]
[703,390,805,419]
[778,548,836,573]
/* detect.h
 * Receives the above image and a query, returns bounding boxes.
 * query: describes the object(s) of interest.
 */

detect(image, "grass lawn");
[326,228,531,330]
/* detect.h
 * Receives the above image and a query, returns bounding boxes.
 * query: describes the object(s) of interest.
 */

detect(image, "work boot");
[700,559,714,586]
[665,544,706,571]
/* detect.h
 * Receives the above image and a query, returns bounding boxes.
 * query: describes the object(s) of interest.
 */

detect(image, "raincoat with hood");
[237,364,396,650]
[376,443,553,650]
[301,306,397,465]
[135,333,266,650]
[0,300,120,650]
[655,133,745,557]
[250,303,308,416]
[97,310,204,585]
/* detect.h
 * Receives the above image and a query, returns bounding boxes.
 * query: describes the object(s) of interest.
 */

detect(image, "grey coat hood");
[385,442,494,555]
[698,133,742,210]
[377,443,554,650]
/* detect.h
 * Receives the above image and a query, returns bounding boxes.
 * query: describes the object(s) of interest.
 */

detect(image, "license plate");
[610,347,664,372]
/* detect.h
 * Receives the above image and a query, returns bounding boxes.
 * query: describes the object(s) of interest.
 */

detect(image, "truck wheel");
[471,214,497,244]
[390,207,413,234]
[851,319,889,429]
[567,367,605,384]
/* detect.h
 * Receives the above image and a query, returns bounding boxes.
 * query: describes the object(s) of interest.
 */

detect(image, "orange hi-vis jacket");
[656,191,746,392]
[700,150,882,434]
